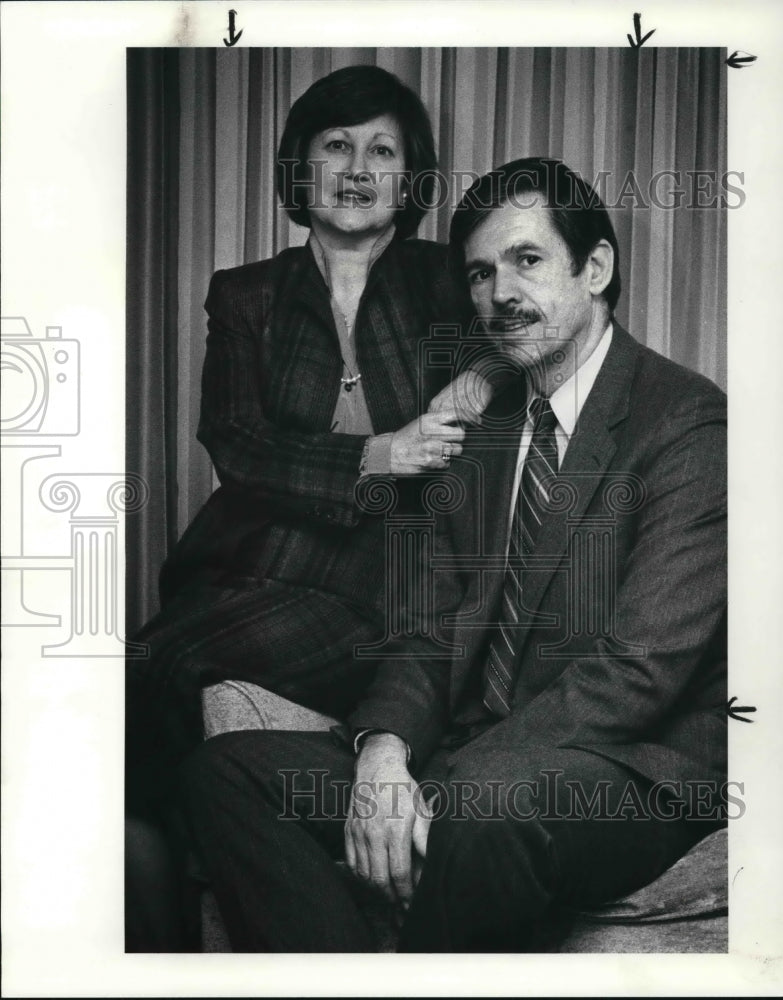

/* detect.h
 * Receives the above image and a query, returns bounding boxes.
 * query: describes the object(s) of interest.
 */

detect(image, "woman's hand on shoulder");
[389,412,465,475]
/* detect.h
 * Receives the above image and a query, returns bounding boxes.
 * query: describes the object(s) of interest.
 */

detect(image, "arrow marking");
[727,696,757,723]
[224,9,243,47]
[627,12,656,48]
[726,51,757,69]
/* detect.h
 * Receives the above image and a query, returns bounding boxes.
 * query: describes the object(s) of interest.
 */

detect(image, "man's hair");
[449,157,622,311]
[277,65,437,239]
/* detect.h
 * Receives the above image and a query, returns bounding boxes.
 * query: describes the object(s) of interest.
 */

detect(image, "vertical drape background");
[126,46,727,636]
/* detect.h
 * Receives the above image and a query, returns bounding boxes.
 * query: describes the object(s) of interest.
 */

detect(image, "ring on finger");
[441,445,451,462]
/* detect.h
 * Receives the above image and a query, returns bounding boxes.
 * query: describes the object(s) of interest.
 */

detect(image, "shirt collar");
[548,320,614,438]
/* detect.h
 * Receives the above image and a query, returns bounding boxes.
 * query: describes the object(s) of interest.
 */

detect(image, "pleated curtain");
[126,46,727,634]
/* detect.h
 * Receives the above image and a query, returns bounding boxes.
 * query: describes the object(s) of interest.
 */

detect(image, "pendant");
[340,373,361,393]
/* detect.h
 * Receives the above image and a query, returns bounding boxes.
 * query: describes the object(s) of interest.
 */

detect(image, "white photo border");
[2,0,782,995]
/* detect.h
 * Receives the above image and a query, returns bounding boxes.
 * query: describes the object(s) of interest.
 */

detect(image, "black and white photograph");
[3,2,783,996]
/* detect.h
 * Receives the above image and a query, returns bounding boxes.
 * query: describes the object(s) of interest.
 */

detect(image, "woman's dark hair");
[277,65,437,239]
[449,157,622,312]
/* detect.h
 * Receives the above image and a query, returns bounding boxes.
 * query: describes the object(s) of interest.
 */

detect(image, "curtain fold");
[177,49,217,542]
[126,49,180,635]
[126,46,727,635]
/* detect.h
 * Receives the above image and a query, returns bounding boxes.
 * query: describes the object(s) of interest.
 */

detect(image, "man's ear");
[587,240,614,298]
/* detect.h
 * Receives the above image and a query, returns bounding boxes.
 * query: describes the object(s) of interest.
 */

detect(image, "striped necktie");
[483,396,559,717]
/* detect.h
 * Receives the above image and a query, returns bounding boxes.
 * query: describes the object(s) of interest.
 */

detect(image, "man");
[178,158,727,952]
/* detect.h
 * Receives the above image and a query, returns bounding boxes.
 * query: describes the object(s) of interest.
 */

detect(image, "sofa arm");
[202,680,339,738]
[558,827,728,953]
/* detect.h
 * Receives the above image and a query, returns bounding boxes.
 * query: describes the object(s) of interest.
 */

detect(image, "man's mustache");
[488,308,544,331]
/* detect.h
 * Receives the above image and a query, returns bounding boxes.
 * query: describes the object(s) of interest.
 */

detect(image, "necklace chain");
[340,311,360,392]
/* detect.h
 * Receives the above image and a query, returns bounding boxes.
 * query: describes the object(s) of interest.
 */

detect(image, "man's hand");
[390,412,465,475]
[344,732,430,906]
[428,370,493,424]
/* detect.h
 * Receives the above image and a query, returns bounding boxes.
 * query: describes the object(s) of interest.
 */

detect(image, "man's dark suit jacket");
[349,325,727,791]
[160,236,472,612]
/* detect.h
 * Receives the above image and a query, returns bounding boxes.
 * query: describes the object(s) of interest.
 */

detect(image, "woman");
[127,64,489,795]
[125,67,492,912]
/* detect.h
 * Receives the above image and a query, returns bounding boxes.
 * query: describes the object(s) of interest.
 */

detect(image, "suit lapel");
[266,247,344,429]
[287,243,336,334]
[478,385,527,561]
[514,325,640,640]
[278,238,420,435]
[358,240,420,433]
[448,385,525,698]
